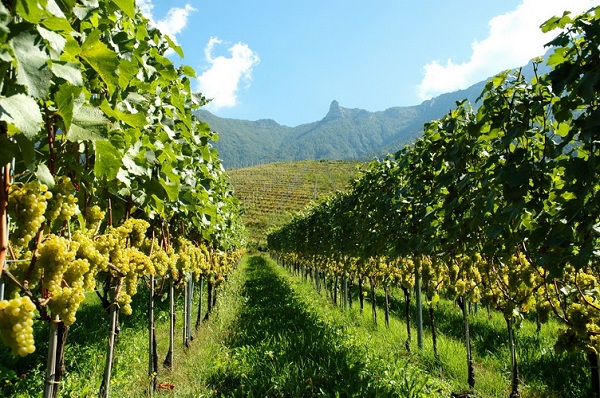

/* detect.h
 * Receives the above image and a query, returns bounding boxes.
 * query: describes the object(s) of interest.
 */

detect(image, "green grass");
[274,260,590,398]
[205,255,446,397]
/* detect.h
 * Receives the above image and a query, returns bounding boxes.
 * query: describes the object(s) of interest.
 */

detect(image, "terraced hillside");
[228,160,361,248]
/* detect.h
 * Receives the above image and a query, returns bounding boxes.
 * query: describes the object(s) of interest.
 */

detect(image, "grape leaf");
[100,99,147,128]
[37,25,66,56]
[94,140,122,180]
[11,30,52,99]
[0,94,43,139]
[54,84,81,131]
[50,61,84,86]
[0,135,18,167]
[159,178,180,202]
[69,104,110,141]
[80,30,120,94]
[14,0,48,23]
[35,163,55,187]
[111,0,135,19]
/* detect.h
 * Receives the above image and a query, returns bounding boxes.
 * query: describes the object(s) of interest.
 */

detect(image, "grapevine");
[0,0,245,395]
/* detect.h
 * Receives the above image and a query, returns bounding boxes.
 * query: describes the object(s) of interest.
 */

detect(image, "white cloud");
[197,37,260,110]
[155,4,196,39]
[136,0,196,44]
[418,0,597,100]
[136,0,154,17]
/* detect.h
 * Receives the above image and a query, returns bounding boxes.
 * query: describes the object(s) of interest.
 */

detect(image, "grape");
[0,296,37,356]
[37,235,92,326]
[116,247,153,315]
[97,223,152,315]
[149,243,176,277]
[73,231,109,289]
[84,205,105,235]
[37,235,75,294]
[7,181,49,249]
[111,218,149,248]
[175,249,191,281]
[45,176,79,227]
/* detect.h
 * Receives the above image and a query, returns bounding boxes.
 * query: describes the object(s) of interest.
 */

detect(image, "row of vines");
[0,0,245,397]
[269,7,600,398]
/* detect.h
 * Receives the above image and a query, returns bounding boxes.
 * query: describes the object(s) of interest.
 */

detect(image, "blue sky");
[139,0,596,127]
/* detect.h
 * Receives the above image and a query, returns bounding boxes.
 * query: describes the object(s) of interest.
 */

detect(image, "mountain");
[196,58,549,168]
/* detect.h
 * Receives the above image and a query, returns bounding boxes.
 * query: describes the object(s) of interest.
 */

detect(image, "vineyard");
[228,160,360,249]
[2,1,600,398]
[268,6,600,398]
[0,1,244,397]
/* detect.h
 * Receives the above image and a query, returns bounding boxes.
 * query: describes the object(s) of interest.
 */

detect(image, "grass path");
[206,255,444,397]
[207,255,370,396]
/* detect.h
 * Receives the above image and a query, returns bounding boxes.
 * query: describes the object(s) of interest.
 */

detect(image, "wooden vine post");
[0,162,8,279]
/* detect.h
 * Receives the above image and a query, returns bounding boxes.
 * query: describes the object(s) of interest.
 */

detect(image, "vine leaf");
[100,99,147,128]
[94,140,122,180]
[14,0,48,23]
[0,135,18,166]
[159,178,180,202]
[69,104,110,141]
[11,30,52,99]
[80,30,120,94]
[0,94,43,138]
[50,61,84,86]
[54,84,81,131]
[35,164,55,187]
[37,25,66,56]
[111,0,135,19]
[164,34,184,58]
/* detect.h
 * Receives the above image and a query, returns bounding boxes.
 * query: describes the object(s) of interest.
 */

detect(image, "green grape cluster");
[37,235,90,325]
[113,218,149,248]
[396,257,415,291]
[211,251,233,287]
[194,244,211,279]
[73,231,109,288]
[118,247,153,315]
[421,255,443,304]
[38,235,75,293]
[176,237,209,282]
[4,250,33,288]
[448,254,482,303]
[534,292,553,324]
[8,181,52,248]
[96,220,151,315]
[149,242,177,277]
[553,265,600,354]
[46,176,79,226]
[174,251,190,283]
[84,205,105,235]
[48,260,88,325]
[0,296,37,356]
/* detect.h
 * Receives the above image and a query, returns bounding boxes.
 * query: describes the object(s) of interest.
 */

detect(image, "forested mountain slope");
[196,56,550,168]
[196,82,484,168]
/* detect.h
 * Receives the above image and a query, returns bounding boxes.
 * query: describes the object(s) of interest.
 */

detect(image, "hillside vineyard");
[269,7,600,398]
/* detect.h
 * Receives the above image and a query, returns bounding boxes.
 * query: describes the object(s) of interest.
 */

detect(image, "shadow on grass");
[349,283,589,397]
[207,255,387,397]
[0,278,181,397]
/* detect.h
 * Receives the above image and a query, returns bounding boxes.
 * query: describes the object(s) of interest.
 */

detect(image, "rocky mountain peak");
[324,100,344,121]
